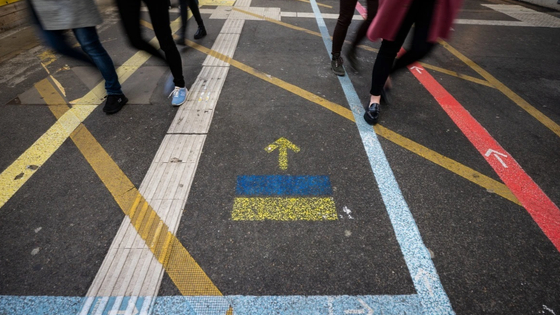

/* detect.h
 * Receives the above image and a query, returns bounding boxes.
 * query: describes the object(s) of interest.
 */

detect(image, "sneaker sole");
[172,94,188,107]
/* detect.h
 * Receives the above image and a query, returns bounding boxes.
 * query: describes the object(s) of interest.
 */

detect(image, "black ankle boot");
[194,25,207,39]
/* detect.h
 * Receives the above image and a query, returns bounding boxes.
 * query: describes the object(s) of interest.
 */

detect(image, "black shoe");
[331,53,345,76]
[363,102,380,125]
[194,26,207,39]
[103,94,128,115]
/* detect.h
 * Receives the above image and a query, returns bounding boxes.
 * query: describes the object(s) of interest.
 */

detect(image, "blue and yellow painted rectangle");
[233,175,336,221]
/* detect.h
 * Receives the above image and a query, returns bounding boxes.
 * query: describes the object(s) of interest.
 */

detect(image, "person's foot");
[103,94,128,115]
[363,102,380,125]
[169,86,188,106]
[331,53,345,76]
[194,26,207,39]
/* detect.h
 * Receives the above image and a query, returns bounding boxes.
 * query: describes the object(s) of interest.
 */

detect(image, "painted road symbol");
[265,137,300,170]
[484,149,508,168]
[410,66,424,74]
[233,139,336,220]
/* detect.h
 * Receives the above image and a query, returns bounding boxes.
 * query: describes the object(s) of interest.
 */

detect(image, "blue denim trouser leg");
[73,27,123,95]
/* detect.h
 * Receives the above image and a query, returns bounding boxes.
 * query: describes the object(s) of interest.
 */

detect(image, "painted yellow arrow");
[265,138,300,170]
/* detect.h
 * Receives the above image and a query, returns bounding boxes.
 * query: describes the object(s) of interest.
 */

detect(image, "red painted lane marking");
[356,2,367,19]
[407,61,560,251]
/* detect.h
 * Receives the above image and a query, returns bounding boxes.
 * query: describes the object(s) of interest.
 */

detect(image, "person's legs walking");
[330,0,358,76]
[115,0,167,62]
[346,0,378,70]
[144,0,187,106]
[364,0,418,124]
[73,27,128,114]
[188,0,206,39]
[390,0,436,73]
[176,0,188,43]
[73,27,123,95]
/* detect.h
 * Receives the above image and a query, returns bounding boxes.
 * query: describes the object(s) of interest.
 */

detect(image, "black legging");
[332,0,378,55]
[115,0,185,87]
[178,0,204,39]
[370,0,436,96]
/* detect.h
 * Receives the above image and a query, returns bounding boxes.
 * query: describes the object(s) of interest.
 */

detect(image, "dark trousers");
[178,0,204,39]
[370,0,436,96]
[28,3,122,95]
[115,0,185,87]
[332,0,378,55]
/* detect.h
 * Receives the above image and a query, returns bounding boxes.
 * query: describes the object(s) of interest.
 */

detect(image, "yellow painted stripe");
[36,78,223,297]
[373,125,520,205]
[232,8,323,37]
[184,40,520,206]
[0,18,182,209]
[0,0,20,7]
[418,62,494,88]
[199,0,236,6]
[187,40,354,121]
[439,39,560,138]
[232,197,337,221]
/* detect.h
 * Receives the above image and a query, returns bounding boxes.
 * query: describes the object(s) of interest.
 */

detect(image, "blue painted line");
[1,295,423,314]
[236,175,332,196]
[0,296,82,315]
[307,1,455,314]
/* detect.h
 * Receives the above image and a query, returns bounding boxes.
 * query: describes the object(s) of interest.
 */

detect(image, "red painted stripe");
[356,2,367,19]
[407,61,560,251]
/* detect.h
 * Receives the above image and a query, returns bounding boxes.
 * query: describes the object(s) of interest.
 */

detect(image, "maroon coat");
[367,0,463,43]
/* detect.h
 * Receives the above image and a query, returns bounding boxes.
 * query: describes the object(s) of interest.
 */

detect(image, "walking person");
[114,0,188,106]
[28,0,128,114]
[363,0,463,125]
[175,0,207,46]
[331,0,379,76]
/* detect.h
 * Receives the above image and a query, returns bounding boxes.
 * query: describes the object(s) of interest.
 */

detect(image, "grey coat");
[30,0,102,30]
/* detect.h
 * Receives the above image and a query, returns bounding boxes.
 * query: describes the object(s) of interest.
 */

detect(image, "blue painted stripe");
[0,296,82,315]
[1,295,422,315]
[236,175,332,196]
[307,1,455,314]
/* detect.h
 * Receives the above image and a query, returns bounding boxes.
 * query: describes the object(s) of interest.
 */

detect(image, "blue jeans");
[38,26,123,96]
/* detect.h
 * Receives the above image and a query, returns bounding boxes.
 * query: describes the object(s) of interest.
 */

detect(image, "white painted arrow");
[485,149,509,168]
[410,66,424,74]
[344,299,374,315]
[414,268,435,297]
